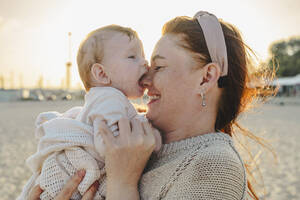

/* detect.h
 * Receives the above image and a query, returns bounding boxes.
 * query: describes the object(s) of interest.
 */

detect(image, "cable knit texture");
[18,87,143,200]
[139,132,248,200]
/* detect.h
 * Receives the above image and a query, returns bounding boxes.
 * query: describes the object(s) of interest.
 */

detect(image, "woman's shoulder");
[194,132,244,162]
[155,132,244,168]
[160,133,247,199]
[189,132,246,179]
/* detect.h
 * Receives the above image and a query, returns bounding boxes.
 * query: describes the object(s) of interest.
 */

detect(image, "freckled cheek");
[167,71,181,89]
[153,73,165,91]
[169,72,188,99]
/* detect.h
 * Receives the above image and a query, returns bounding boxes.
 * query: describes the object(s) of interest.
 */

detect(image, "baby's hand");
[35,106,82,127]
[35,111,62,126]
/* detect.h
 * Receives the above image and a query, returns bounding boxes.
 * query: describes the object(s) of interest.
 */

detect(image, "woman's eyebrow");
[151,55,165,62]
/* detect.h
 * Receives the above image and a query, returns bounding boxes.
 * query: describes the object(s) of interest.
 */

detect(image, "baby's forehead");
[104,32,143,51]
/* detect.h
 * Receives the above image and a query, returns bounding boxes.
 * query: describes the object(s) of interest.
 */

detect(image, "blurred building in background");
[271,74,300,96]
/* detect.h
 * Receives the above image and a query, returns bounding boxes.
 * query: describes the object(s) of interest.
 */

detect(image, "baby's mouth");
[138,73,147,89]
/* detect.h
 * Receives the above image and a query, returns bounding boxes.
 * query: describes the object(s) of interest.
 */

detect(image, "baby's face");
[102,33,148,99]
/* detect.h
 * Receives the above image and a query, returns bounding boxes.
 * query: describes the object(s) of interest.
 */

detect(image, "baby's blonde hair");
[77,25,138,91]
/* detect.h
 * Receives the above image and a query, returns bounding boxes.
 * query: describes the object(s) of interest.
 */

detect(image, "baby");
[18,25,162,200]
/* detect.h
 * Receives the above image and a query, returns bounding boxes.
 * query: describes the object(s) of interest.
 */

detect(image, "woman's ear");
[91,63,111,85]
[196,62,221,95]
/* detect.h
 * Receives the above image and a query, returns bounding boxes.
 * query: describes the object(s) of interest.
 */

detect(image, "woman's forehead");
[157,35,179,49]
[152,34,191,63]
[151,35,178,60]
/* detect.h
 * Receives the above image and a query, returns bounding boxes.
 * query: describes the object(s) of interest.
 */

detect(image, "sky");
[0,0,300,89]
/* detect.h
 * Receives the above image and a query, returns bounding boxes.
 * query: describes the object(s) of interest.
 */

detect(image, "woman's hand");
[98,118,156,200]
[28,170,99,200]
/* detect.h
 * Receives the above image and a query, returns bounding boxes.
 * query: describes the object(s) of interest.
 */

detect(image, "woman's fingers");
[130,119,145,147]
[142,121,153,136]
[142,121,156,141]
[54,170,86,200]
[81,181,99,200]
[28,185,43,200]
[98,120,114,144]
[142,121,156,150]
[131,118,144,136]
[118,118,131,136]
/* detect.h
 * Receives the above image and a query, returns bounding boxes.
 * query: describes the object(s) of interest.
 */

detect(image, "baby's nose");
[139,71,153,88]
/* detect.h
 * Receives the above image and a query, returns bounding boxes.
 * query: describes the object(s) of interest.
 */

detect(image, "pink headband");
[194,11,228,87]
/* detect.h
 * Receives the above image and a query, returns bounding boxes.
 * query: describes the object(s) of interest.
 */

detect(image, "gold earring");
[201,93,206,107]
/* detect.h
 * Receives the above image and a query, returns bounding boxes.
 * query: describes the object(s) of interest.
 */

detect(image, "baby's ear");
[91,63,111,85]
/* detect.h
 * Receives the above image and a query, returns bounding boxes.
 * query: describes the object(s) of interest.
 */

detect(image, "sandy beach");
[0,99,299,200]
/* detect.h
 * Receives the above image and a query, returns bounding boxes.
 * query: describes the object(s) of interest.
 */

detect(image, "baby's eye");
[128,55,136,59]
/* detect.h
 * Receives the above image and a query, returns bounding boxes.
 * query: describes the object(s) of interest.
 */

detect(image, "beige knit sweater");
[138,132,248,200]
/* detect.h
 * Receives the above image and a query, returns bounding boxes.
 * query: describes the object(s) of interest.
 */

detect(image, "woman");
[29,11,273,200]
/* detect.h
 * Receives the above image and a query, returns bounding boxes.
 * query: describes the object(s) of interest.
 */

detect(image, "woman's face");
[141,34,202,132]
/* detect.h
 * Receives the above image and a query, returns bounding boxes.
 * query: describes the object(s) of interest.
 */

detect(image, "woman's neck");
[162,127,215,144]
[161,112,216,144]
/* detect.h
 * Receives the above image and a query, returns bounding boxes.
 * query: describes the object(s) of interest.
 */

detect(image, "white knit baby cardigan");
[18,87,143,200]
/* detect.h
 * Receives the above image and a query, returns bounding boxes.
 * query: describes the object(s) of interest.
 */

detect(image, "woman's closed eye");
[154,66,164,71]
[128,55,136,59]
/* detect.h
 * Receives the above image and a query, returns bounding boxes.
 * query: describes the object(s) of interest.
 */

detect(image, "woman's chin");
[145,111,152,120]
[145,110,155,121]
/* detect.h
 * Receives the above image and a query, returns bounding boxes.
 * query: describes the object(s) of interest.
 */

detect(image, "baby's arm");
[61,106,82,119]
[88,91,130,160]
[35,106,82,126]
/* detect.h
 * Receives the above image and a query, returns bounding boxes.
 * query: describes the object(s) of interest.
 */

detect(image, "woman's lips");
[147,95,160,105]
[148,99,158,105]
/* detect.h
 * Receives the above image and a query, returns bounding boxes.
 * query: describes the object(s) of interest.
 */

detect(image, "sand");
[0,99,299,200]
